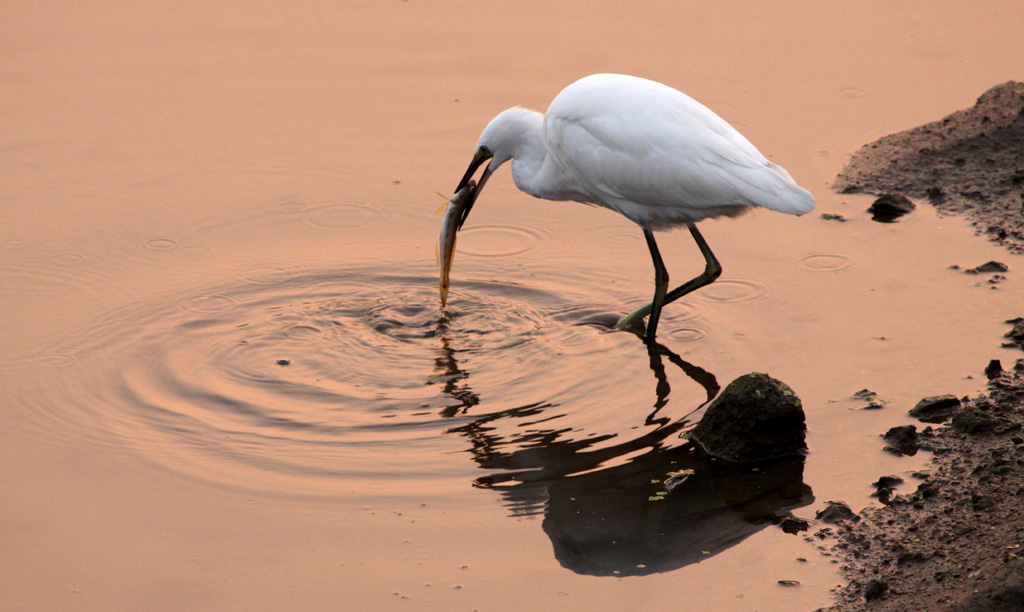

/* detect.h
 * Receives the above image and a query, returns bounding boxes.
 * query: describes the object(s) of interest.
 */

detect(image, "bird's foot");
[614,305,651,336]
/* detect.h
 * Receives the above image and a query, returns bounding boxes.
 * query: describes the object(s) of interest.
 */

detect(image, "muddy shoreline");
[818,84,1024,611]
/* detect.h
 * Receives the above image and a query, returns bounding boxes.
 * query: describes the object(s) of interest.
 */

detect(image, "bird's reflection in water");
[428,321,813,575]
[425,317,480,418]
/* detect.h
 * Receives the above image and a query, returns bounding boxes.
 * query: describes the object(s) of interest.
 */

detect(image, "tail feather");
[759,161,815,215]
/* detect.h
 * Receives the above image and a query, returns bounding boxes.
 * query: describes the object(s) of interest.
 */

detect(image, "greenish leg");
[615,223,722,342]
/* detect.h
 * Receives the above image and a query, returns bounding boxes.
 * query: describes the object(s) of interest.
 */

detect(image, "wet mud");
[836,82,1024,253]
[821,85,1024,611]
[817,356,1024,612]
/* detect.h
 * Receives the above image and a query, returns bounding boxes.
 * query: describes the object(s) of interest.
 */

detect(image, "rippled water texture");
[36,264,723,501]
[4,3,1024,611]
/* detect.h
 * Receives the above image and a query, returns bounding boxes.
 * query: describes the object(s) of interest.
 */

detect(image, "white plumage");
[445,73,814,341]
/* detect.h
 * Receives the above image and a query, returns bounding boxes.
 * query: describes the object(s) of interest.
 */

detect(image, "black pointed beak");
[453,147,493,231]
[456,147,492,192]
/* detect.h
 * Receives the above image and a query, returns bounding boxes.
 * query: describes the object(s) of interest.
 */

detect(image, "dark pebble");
[872,475,904,489]
[1005,319,1024,348]
[883,424,920,456]
[863,579,889,601]
[816,501,858,524]
[916,482,940,498]
[909,394,962,423]
[779,516,810,534]
[971,494,997,510]
[965,260,1009,274]
[951,407,999,434]
[898,551,927,565]
[868,193,915,222]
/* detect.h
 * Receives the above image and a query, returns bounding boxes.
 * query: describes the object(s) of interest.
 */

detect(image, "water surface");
[3,3,1024,610]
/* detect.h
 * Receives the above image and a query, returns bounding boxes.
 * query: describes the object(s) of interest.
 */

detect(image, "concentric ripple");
[663,325,710,343]
[457,225,543,258]
[301,202,386,232]
[694,278,772,303]
[30,264,706,499]
[798,252,857,272]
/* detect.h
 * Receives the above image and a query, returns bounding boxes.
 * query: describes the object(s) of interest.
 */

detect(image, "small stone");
[897,550,927,564]
[971,494,997,510]
[276,358,291,366]
[868,193,915,222]
[985,359,1004,379]
[872,475,904,489]
[874,488,894,504]
[852,388,886,409]
[965,260,1009,274]
[883,424,920,456]
[863,579,888,601]
[816,501,857,524]
[916,482,940,498]
[952,408,999,434]
[1005,318,1024,348]
[779,516,810,534]
[909,394,962,423]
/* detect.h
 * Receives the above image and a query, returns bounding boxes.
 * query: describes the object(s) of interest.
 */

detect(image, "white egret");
[443,73,814,342]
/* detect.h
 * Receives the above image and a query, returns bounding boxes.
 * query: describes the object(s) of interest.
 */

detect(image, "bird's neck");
[499,110,565,201]
[483,107,577,201]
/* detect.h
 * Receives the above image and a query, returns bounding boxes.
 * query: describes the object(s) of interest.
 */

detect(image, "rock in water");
[691,373,806,463]
[882,425,920,456]
[965,261,1009,274]
[1005,318,1024,350]
[985,359,1003,380]
[816,501,858,524]
[867,193,915,222]
[908,394,962,423]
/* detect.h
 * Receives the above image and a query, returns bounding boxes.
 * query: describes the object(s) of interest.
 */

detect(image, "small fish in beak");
[438,180,478,307]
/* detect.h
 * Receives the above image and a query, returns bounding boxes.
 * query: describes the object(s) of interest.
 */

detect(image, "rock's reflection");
[540,449,811,576]
[430,326,813,575]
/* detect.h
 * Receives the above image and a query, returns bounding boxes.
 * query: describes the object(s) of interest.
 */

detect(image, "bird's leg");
[615,223,722,341]
[644,229,670,342]
[662,223,722,304]
[615,228,668,339]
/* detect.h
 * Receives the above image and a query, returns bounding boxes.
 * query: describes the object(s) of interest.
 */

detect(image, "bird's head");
[454,107,541,225]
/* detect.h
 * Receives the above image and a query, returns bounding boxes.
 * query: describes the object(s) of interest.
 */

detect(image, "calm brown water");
[4,3,1024,610]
